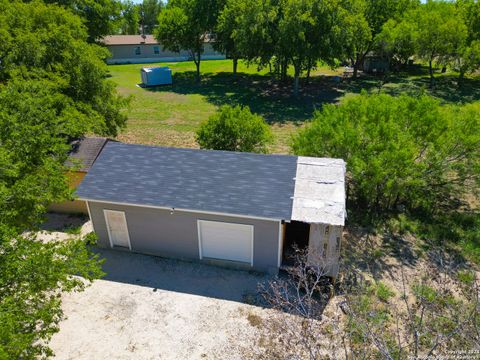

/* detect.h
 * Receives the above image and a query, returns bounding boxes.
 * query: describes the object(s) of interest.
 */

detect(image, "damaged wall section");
[290,156,346,277]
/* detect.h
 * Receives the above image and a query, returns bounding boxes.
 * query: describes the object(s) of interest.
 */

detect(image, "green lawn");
[108,59,344,153]
[108,59,480,154]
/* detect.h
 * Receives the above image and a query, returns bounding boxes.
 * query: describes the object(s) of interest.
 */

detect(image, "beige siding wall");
[49,171,88,214]
[106,43,225,64]
[49,199,88,214]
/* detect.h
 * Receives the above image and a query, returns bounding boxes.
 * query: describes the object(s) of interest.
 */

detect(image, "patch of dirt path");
[50,278,264,360]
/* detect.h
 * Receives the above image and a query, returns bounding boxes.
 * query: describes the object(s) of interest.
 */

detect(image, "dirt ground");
[49,254,270,359]
[44,215,273,360]
[43,213,478,359]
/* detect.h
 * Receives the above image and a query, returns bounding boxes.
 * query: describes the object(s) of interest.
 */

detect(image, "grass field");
[108,60,345,153]
[108,59,480,154]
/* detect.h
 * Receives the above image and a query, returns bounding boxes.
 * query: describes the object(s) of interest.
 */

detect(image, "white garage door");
[198,220,253,265]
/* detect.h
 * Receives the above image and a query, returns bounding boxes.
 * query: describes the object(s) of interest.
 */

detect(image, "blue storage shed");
[141,67,172,86]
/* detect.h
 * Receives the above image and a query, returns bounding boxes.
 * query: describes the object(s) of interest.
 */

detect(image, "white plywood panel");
[307,224,342,277]
[198,220,253,264]
[292,181,345,203]
[296,163,345,182]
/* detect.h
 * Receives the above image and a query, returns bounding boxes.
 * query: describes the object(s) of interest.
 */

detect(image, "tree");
[277,0,316,95]
[232,0,280,75]
[196,105,273,153]
[0,1,127,356]
[458,0,480,44]
[232,0,343,94]
[155,0,217,82]
[457,40,480,85]
[256,247,479,359]
[339,0,372,78]
[413,1,467,87]
[214,0,242,76]
[277,0,341,96]
[291,92,480,216]
[119,0,140,35]
[37,0,122,42]
[456,0,480,85]
[0,81,94,228]
[0,228,104,359]
[140,0,164,35]
[0,78,105,360]
[343,0,418,78]
[377,18,418,67]
[0,0,128,136]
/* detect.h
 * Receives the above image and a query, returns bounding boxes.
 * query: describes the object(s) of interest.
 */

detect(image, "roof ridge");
[105,141,298,159]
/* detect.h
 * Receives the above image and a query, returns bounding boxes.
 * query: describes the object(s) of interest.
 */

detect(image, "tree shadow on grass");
[143,67,478,125]
[144,71,345,124]
[428,76,480,103]
[343,70,480,104]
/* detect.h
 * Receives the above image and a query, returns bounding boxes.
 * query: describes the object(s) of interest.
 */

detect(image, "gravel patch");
[50,248,271,359]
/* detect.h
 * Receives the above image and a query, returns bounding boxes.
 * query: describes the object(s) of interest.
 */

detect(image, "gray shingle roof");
[66,137,109,172]
[76,142,298,220]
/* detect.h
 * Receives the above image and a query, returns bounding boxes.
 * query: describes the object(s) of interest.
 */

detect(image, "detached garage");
[76,142,346,275]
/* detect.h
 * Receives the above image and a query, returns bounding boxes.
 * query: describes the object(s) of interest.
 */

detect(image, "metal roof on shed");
[291,157,346,226]
[76,142,298,220]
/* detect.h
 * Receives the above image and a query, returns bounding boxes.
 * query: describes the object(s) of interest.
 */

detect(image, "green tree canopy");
[456,0,480,84]
[457,40,480,84]
[292,92,480,216]
[0,227,104,359]
[342,0,418,77]
[155,0,218,82]
[29,0,122,42]
[277,0,342,95]
[231,0,344,94]
[413,1,468,86]
[0,0,127,136]
[140,0,164,34]
[0,1,126,356]
[231,0,279,71]
[119,0,140,35]
[214,0,242,75]
[196,105,273,153]
[458,0,480,44]
[0,80,95,229]
[339,0,372,77]
[377,17,418,66]
[0,75,106,360]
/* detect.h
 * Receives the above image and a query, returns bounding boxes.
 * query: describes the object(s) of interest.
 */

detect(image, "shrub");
[196,105,273,153]
[292,92,480,216]
[342,272,479,357]
[457,270,475,286]
[375,282,396,302]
